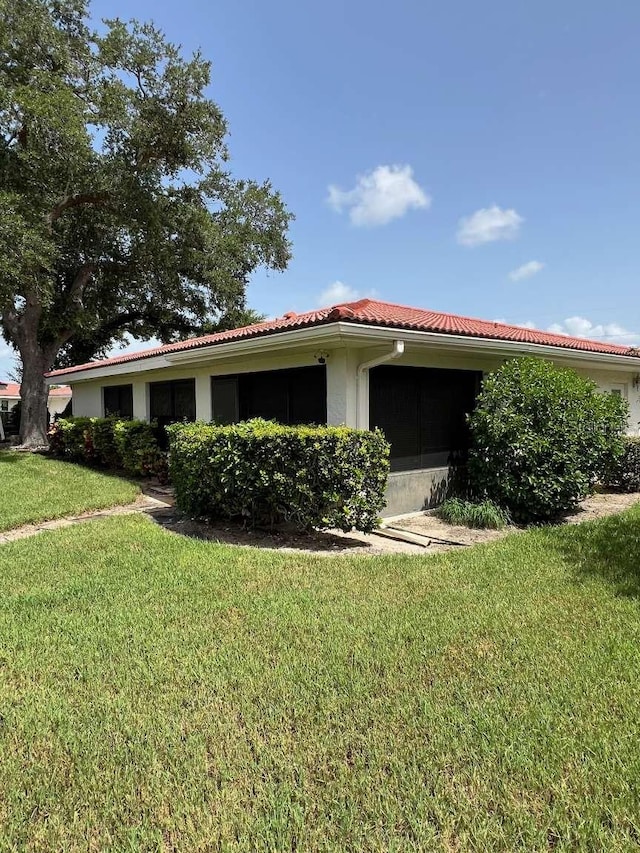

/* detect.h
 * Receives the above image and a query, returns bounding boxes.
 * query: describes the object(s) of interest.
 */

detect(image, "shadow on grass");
[555,508,640,598]
[0,450,20,463]
[146,507,369,554]
[35,451,143,489]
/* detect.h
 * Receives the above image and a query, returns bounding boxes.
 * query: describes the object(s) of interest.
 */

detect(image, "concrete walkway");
[0,489,426,555]
[0,493,173,545]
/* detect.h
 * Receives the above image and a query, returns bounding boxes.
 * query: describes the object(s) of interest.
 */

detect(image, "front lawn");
[1,510,640,850]
[0,451,139,531]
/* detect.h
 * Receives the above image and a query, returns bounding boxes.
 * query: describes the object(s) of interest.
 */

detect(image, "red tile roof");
[47,298,640,378]
[0,383,71,397]
[0,382,20,397]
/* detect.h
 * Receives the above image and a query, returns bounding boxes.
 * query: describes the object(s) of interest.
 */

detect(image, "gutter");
[356,339,405,429]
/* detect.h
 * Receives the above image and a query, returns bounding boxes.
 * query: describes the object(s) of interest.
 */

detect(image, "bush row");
[166,419,390,533]
[49,416,167,479]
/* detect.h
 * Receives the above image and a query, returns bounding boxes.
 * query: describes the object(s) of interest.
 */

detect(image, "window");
[103,384,133,418]
[0,400,8,412]
[149,379,196,429]
[609,384,626,398]
[370,366,481,472]
[211,365,327,426]
[211,377,239,425]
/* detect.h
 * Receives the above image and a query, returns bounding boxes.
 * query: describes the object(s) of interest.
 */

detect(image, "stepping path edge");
[0,494,171,544]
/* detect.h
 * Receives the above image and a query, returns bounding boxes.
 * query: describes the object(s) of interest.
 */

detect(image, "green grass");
[435,496,511,529]
[1,509,640,850]
[0,451,139,531]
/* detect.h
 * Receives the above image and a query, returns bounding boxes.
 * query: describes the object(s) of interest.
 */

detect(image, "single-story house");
[46,299,640,515]
[0,381,72,440]
[0,382,72,416]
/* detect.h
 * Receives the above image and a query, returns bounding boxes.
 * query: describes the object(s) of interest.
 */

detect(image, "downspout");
[356,339,405,429]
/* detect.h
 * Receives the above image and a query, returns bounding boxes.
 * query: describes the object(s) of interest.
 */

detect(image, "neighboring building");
[46,299,640,515]
[0,382,72,417]
[0,382,20,415]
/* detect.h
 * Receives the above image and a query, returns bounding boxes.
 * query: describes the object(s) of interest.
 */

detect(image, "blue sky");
[3,0,640,377]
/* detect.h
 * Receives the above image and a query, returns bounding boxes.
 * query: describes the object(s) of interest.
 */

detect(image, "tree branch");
[67,263,96,308]
[48,193,110,225]
[2,309,18,340]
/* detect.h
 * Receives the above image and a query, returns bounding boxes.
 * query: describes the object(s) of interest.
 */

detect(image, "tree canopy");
[0,0,292,444]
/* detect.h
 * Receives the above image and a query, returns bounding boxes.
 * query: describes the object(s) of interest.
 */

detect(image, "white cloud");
[457,205,524,247]
[327,164,430,227]
[318,281,359,305]
[547,317,640,347]
[497,315,640,347]
[509,260,545,282]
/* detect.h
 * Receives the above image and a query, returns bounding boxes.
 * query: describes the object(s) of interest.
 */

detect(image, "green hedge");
[167,419,390,532]
[112,420,165,478]
[468,357,628,522]
[53,417,95,462]
[605,436,640,492]
[49,416,166,479]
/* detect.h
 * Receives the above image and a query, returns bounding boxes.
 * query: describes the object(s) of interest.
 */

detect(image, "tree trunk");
[18,348,51,448]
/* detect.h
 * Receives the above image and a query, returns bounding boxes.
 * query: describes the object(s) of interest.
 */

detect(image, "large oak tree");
[0,0,292,446]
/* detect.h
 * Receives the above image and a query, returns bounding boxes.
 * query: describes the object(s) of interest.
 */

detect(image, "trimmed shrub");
[167,419,390,532]
[47,419,67,455]
[605,436,640,492]
[468,357,628,522]
[91,417,121,469]
[48,415,165,479]
[435,497,510,529]
[113,419,164,477]
[56,417,95,462]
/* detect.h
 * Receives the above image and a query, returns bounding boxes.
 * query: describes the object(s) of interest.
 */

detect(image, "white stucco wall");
[576,368,640,435]
[48,393,72,416]
[69,383,102,418]
[68,348,335,422]
[64,341,640,438]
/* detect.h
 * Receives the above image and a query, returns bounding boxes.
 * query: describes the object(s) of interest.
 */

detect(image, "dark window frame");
[211,365,327,426]
[211,376,239,425]
[149,378,196,428]
[102,384,134,419]
[369,365,481,472]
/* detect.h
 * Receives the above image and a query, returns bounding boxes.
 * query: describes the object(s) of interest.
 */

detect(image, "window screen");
[149,379,196,429]
[103,384,133,418]
[211,365,327,426]
[370,366,481,472]
[212,377,239,424]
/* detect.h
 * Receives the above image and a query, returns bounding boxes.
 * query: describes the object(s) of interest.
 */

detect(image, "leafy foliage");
[0,0,292,444]
[167,419,390,532]
[91,416,121,469]
[53,416,95,462]
[435,497,511,529]
[112,420,165,479]
[605,436,640,493]
[49,415,165,479]
[468,358,628,522]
